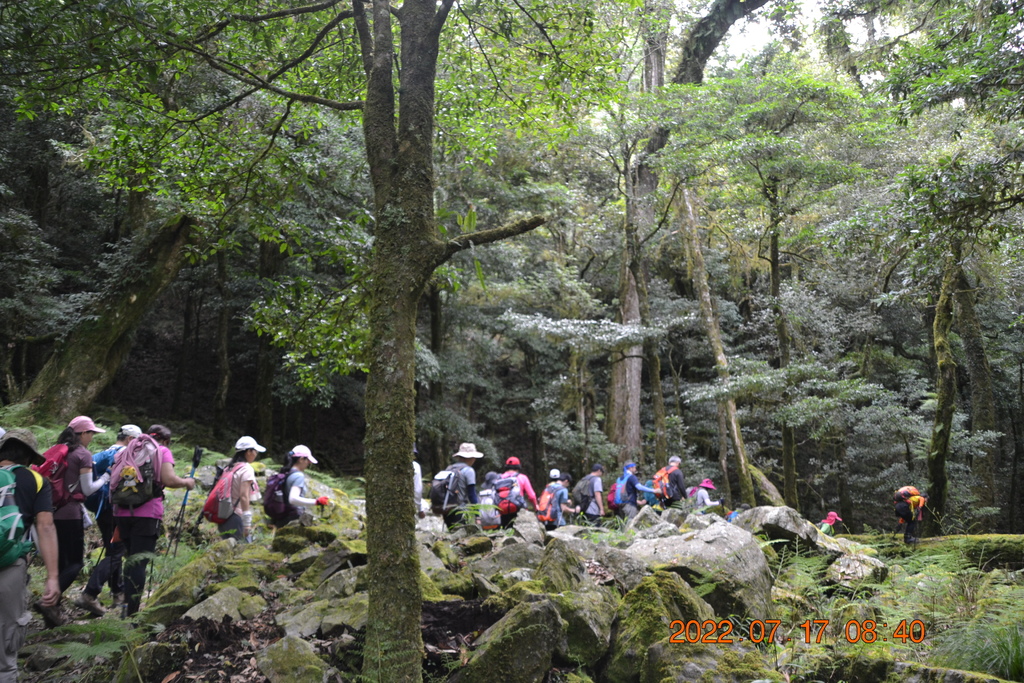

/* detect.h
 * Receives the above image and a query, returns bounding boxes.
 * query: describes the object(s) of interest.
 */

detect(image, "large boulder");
[641,640,778,683]
[552,586,619,664]
[314,566,366,600]
[826,554,888,586]
[593,545,650,593]
[602,571,715,683]
[625,505,662,532]
[535,538,589,593]
[258,635,331,683]
[277,594,369,638]
[466,541,545,578]
[452,599,567,683]
[295,539,367,589]
[513,510,547,547]
[734,505,819,547]
[142,553,219,625]
[630,519,773,620]
[183,586,267,621]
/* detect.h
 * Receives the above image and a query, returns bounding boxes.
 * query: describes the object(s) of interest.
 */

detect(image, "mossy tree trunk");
[926,261,957,535]
[681,189,756,505]
[769,224,799,511]
[23,212,194,420]
[953,269,998,509]
[356,1,543,679]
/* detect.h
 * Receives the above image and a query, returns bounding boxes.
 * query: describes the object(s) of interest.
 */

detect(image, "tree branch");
[443,215,546,259]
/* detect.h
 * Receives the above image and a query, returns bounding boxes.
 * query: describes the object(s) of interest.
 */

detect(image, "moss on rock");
[551,586,619,664]
[432,539,462,569]
[452,599,567,683]
[295,538,368,590]
[535,537,588,593]
[256,635,331,683]
[482,579,547,612]
[142,554,219,625]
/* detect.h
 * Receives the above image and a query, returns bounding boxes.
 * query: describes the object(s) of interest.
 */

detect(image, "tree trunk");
[716,404,733,507]
[953,269,997,507]
[607,249,643,465]
[770,229,799,511]
[680,189,756,505]
[926,262,956,535]
[356,1,544,678]
[23,213,194,420]
[212,251,231,435]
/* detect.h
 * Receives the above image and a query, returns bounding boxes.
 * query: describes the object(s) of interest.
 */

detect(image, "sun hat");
[234,436,267,453]
[822,511,842,524]
[120,424,142,439]
[698,478,716,490]
[453,443,484,459]
[0,428,45,466]
[505,457,521,467]
[291,445,318,464]
[69,415,105,433]
[549,468,560,480]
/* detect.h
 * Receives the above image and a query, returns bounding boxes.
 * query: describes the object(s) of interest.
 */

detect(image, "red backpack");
[494,472,527,516]
[537,484,559,524]
[203,463,243,524]
[32,444,85,510]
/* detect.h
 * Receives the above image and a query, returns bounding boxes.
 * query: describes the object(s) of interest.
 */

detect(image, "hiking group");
[0,417,327,683]
[428,444,745,531]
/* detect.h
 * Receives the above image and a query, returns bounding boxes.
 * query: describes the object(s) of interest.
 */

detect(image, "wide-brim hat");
[0,428,45,466]
[453,442,483,459]
[699,478,716,490]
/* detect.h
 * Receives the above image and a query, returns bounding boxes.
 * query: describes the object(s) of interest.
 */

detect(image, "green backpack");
[0,465,39,567]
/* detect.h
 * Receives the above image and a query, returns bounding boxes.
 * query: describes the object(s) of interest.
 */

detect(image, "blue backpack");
[85,445,123,514]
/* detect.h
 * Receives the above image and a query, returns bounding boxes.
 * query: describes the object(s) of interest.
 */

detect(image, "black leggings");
[116,517,160,616]
[54,518,85,593]
[84,507,125,598]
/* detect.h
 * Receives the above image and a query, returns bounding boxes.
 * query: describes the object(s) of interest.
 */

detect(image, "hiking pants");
[84,507,125,599]
[55,518,85,593]
[0,558,29,683]
[621,503,640,520]
[217,513,246,542]
[117,516,160,616]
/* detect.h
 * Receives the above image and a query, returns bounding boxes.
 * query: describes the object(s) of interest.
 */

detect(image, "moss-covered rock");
[183,585,250,622]
[468,542,545,579]
[287,546,322,573]
[430,568,477,599]
[277,599,336,638]
[231,544,287,579]
[313,565,365,600]
[602,571,715,683]
[432,539,462,569]
[451,599,567,683]
[257,635,331,683]
[551,586,619,664]
[458,535,494,556]
[642,639,780,683]
[209,573,262,595]
[482,579,547,612]
[295,538,368,589]
[142,554,219,625]
[319,593,369,637]
[535,537,588,593]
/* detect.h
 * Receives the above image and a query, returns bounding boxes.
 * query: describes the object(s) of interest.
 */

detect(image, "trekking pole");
[170,446,203,558]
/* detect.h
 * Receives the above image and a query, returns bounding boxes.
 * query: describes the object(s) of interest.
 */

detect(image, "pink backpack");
[109,435,164,509]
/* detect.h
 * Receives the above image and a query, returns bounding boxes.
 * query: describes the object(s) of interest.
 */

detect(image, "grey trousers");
[0,558,30,683]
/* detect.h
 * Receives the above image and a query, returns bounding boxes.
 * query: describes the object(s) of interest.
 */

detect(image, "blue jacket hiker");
[618,462,656,520]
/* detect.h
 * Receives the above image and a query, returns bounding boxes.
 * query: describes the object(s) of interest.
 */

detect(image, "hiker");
[654,455,687,507]
[818,511,842,536]
[45,416,110,625]
[726,503,751,522]
[894,485,927,544]
[430,442,482,530]
[496,456,537,528]
[413,446,425,519]
[0,429,59,683]
[687,478,722,511]
[572,463,605,525]
[74,424,140,617]
[476,470,500,530]
[536,469,579,531]
[114,424,195,617]
[276,445,330,525]
[216,436,265,543]
[614,462,656,520]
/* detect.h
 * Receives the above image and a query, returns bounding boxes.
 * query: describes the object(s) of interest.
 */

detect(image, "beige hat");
[0,428,45,466]
[452,442,484,459]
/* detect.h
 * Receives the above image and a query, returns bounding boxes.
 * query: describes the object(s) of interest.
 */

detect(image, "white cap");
[234,436,266,453]
[291,444,318,464]
[120,424,142,439]
[549,468,560,480]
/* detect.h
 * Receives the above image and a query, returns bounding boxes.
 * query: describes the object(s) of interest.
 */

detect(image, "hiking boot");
[74,592,107,617]
[110,592,124,608]
[33,600,65,628]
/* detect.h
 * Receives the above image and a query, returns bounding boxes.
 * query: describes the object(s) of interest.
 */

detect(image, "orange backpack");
[652,465,678,501]
[537,484,559,523]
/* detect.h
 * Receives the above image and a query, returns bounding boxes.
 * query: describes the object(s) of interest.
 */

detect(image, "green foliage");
[932,621,1024,682]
